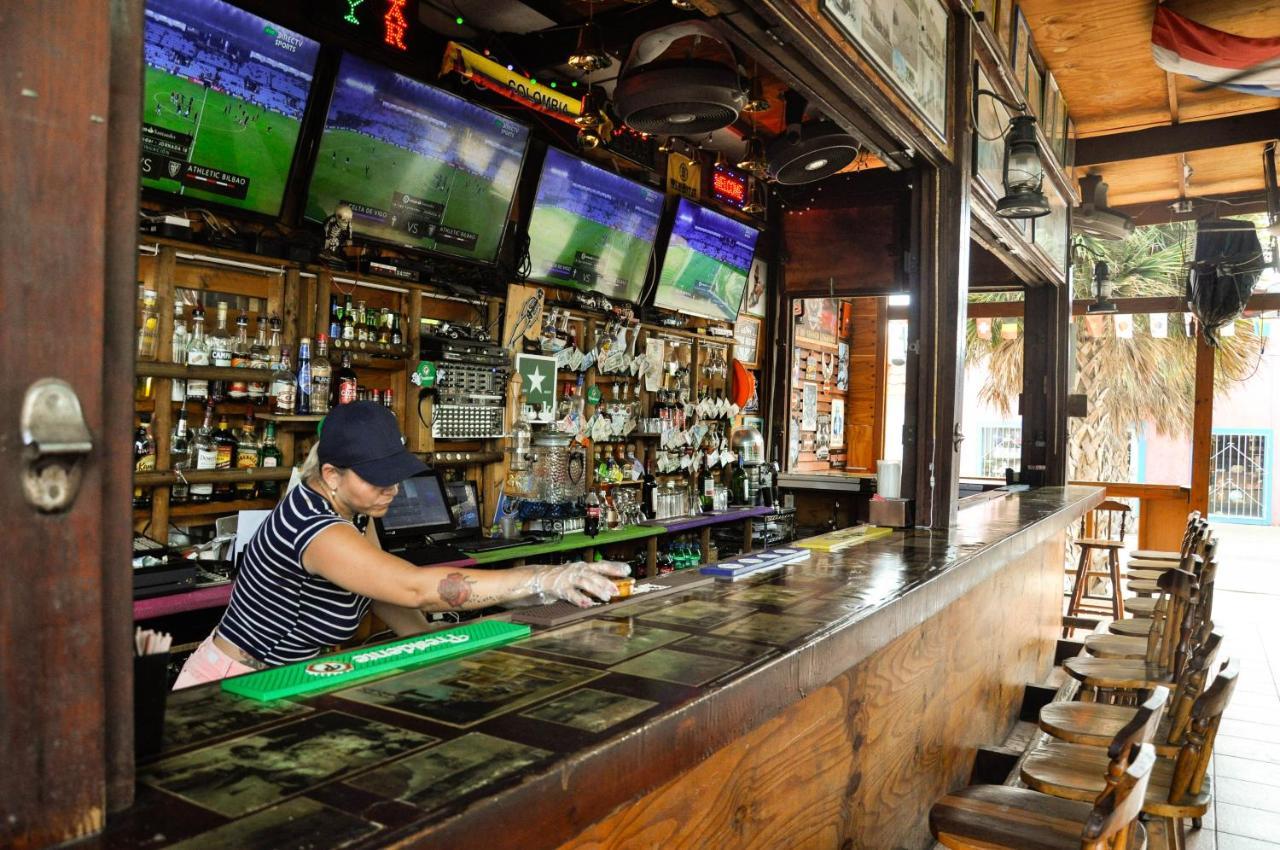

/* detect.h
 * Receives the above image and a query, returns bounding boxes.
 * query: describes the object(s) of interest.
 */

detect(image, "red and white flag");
[1151,5,1280,97]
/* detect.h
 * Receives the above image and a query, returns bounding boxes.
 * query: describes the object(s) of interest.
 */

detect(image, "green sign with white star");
[515,353,557,409]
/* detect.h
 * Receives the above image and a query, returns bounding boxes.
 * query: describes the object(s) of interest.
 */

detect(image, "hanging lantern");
[577,125,602,149]
[995,114,1050,219]
[568,21,611,72]
[737,135,768,179]
[742,77,770,113]
[574,90,602,128]
[742,176,767,215]
[1085,261,1117,314]
[976,317,993,340]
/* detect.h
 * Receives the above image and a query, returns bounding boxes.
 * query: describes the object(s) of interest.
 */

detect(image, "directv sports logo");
[262,24,303,53]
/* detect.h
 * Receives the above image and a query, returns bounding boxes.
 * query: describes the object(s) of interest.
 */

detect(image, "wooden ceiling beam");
[1165,73,1180,125]
[1076,109,1280,166]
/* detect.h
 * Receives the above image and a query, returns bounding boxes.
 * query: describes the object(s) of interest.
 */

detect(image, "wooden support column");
[1190,329,1215,515]
[1020,282,1071,485]
[914,15,973,529]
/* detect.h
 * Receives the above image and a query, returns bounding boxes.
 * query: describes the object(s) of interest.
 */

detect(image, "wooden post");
[147,247,179,539]
[1189,329,1214,515]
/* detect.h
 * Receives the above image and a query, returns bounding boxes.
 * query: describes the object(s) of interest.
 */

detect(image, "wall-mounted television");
[525,148,664,303]
[653,198,760,323]
[304,52,530,264]
[140,0,320,217]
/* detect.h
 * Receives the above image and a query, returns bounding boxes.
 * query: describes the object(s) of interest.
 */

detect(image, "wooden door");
[0,0,142,845]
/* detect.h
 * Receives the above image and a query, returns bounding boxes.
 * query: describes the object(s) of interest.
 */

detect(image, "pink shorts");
[172,632,259,690]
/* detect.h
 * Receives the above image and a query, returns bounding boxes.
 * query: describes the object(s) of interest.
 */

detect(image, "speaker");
[766,121,859,185]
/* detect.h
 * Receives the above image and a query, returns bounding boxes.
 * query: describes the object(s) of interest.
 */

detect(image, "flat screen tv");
[526,148,664,303]
[653,198,760,323]
[140,0,320,216]
[304,53,530,264]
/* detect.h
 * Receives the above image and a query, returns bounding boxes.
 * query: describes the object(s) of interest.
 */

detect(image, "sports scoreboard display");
[139,0,320,216]
[304,52,530,264]
[526,148,665,303]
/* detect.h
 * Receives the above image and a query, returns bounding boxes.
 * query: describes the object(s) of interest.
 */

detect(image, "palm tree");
[965,223,1263,483]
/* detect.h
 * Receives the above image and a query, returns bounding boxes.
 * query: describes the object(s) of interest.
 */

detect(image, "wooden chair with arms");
[930,688,1166,850]
[1112,550,1216,639]
[1082,566,1195,660]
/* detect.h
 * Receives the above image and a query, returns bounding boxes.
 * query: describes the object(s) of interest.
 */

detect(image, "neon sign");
[344,0,364,25]
[384,0,408,50]
[712,166,747,208]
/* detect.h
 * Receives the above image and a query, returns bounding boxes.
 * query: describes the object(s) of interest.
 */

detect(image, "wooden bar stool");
[1083,567,1194,660]
[1066,622,1218,707]
[1022,660,1239,849]
[1112,553,1216,638]
[1127,511,1201,563]
[1064,500,1131,636]
[1041,629,1224,758]
[1128,540,1214,594]
[1125,520,1209,578]
[930,689,1165,850]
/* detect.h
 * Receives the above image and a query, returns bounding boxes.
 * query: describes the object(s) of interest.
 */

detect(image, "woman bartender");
[175,401,626,688]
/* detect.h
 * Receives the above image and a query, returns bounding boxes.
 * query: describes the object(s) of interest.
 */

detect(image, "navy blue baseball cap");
[317,401,427,487]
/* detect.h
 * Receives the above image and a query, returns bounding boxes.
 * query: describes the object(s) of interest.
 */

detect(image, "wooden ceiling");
[1017,0,1280,209]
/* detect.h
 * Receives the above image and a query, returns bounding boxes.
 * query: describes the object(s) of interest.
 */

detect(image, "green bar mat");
[221,621,532,702]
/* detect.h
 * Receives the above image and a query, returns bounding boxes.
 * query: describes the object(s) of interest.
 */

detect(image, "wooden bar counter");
[94,486,1100,850]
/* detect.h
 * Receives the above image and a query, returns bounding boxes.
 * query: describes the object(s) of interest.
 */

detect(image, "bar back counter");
[96,486,1101,850]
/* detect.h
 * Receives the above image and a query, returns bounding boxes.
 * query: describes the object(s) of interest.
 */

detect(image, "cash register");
[373,471,466,566]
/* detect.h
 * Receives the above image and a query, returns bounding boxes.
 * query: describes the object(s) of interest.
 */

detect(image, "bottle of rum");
[311,334,332,415]
[270,347,297,415]
[258,421,283,499]
[185,306,210,402]
[169,407,192,505]
[189,404,217,504]
[228,313,251,401]
[248,315,270,405]
[212,414,237,501]
[132,414,156,509]
[235,414,260,499]
[209,301,233,402]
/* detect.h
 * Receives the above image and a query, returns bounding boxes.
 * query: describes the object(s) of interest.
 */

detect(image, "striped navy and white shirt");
[218,483,371,665]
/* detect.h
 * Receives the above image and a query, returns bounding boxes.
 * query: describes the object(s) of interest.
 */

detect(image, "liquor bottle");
[329,295,342,340]
[228,313,251,401]
[258,421,283,500]
[296,337,313,414]
[171,302,189,402]
[132,414,156,509]
[209,302,233,402]
[641,458,657,519]
[341,297,355,342]
[212,414,237,501]
[698,463,715,513]
[271,346,297,415]
[189,404,217,504]
[391,313,403,346]
[731,458,749,506]
[169,407,192,505]
[136,289,160,362]
[355,300,368,342]
[248,315,270,405]
[378,308,392,345]
[584,490,601,538]
[235,414,260,499]
[267,314,282,368]
[310,334,332,415]
[333,350,358,406]
[185,305,210,402]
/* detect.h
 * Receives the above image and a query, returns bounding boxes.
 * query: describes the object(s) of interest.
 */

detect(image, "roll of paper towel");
[876,460,902,499]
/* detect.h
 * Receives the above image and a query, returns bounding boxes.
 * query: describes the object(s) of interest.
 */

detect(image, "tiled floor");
[1171,525,1280,850]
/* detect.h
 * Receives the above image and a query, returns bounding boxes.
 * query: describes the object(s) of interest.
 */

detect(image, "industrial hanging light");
[568,20,610,72]
[671,0,697,9]
[657,135,675,154]
[737,135,768,179]
[575,89,602,128]
[996,114,1050,219]
[742,176,767,215]
[577,126,602,149]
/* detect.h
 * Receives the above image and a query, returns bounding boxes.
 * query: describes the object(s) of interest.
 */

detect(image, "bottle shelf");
[329,338,410,359]
[133,497,278,522]
[133,467,293,487]
[256,413,324,427]
[135,362,276,382]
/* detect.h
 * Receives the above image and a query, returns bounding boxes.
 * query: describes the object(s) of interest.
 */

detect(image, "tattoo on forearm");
[438,572,474,607]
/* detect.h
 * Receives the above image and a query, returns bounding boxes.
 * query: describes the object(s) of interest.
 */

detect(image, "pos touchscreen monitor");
[305,52,530,264]
[525,148,665,303]
[139,0,320,217]
[652,198,760,323]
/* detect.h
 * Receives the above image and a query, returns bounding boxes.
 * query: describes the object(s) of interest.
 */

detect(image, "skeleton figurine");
[320,203,354,265]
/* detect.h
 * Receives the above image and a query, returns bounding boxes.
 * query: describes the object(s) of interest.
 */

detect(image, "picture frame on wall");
[1026,59,1044,121]
[1011,6,1031,94]
[740,257,767,319]
[733,314,761,368]
[1044,72,1060,159]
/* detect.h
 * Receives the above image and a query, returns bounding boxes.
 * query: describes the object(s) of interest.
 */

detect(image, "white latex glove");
[529,560,630,608]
